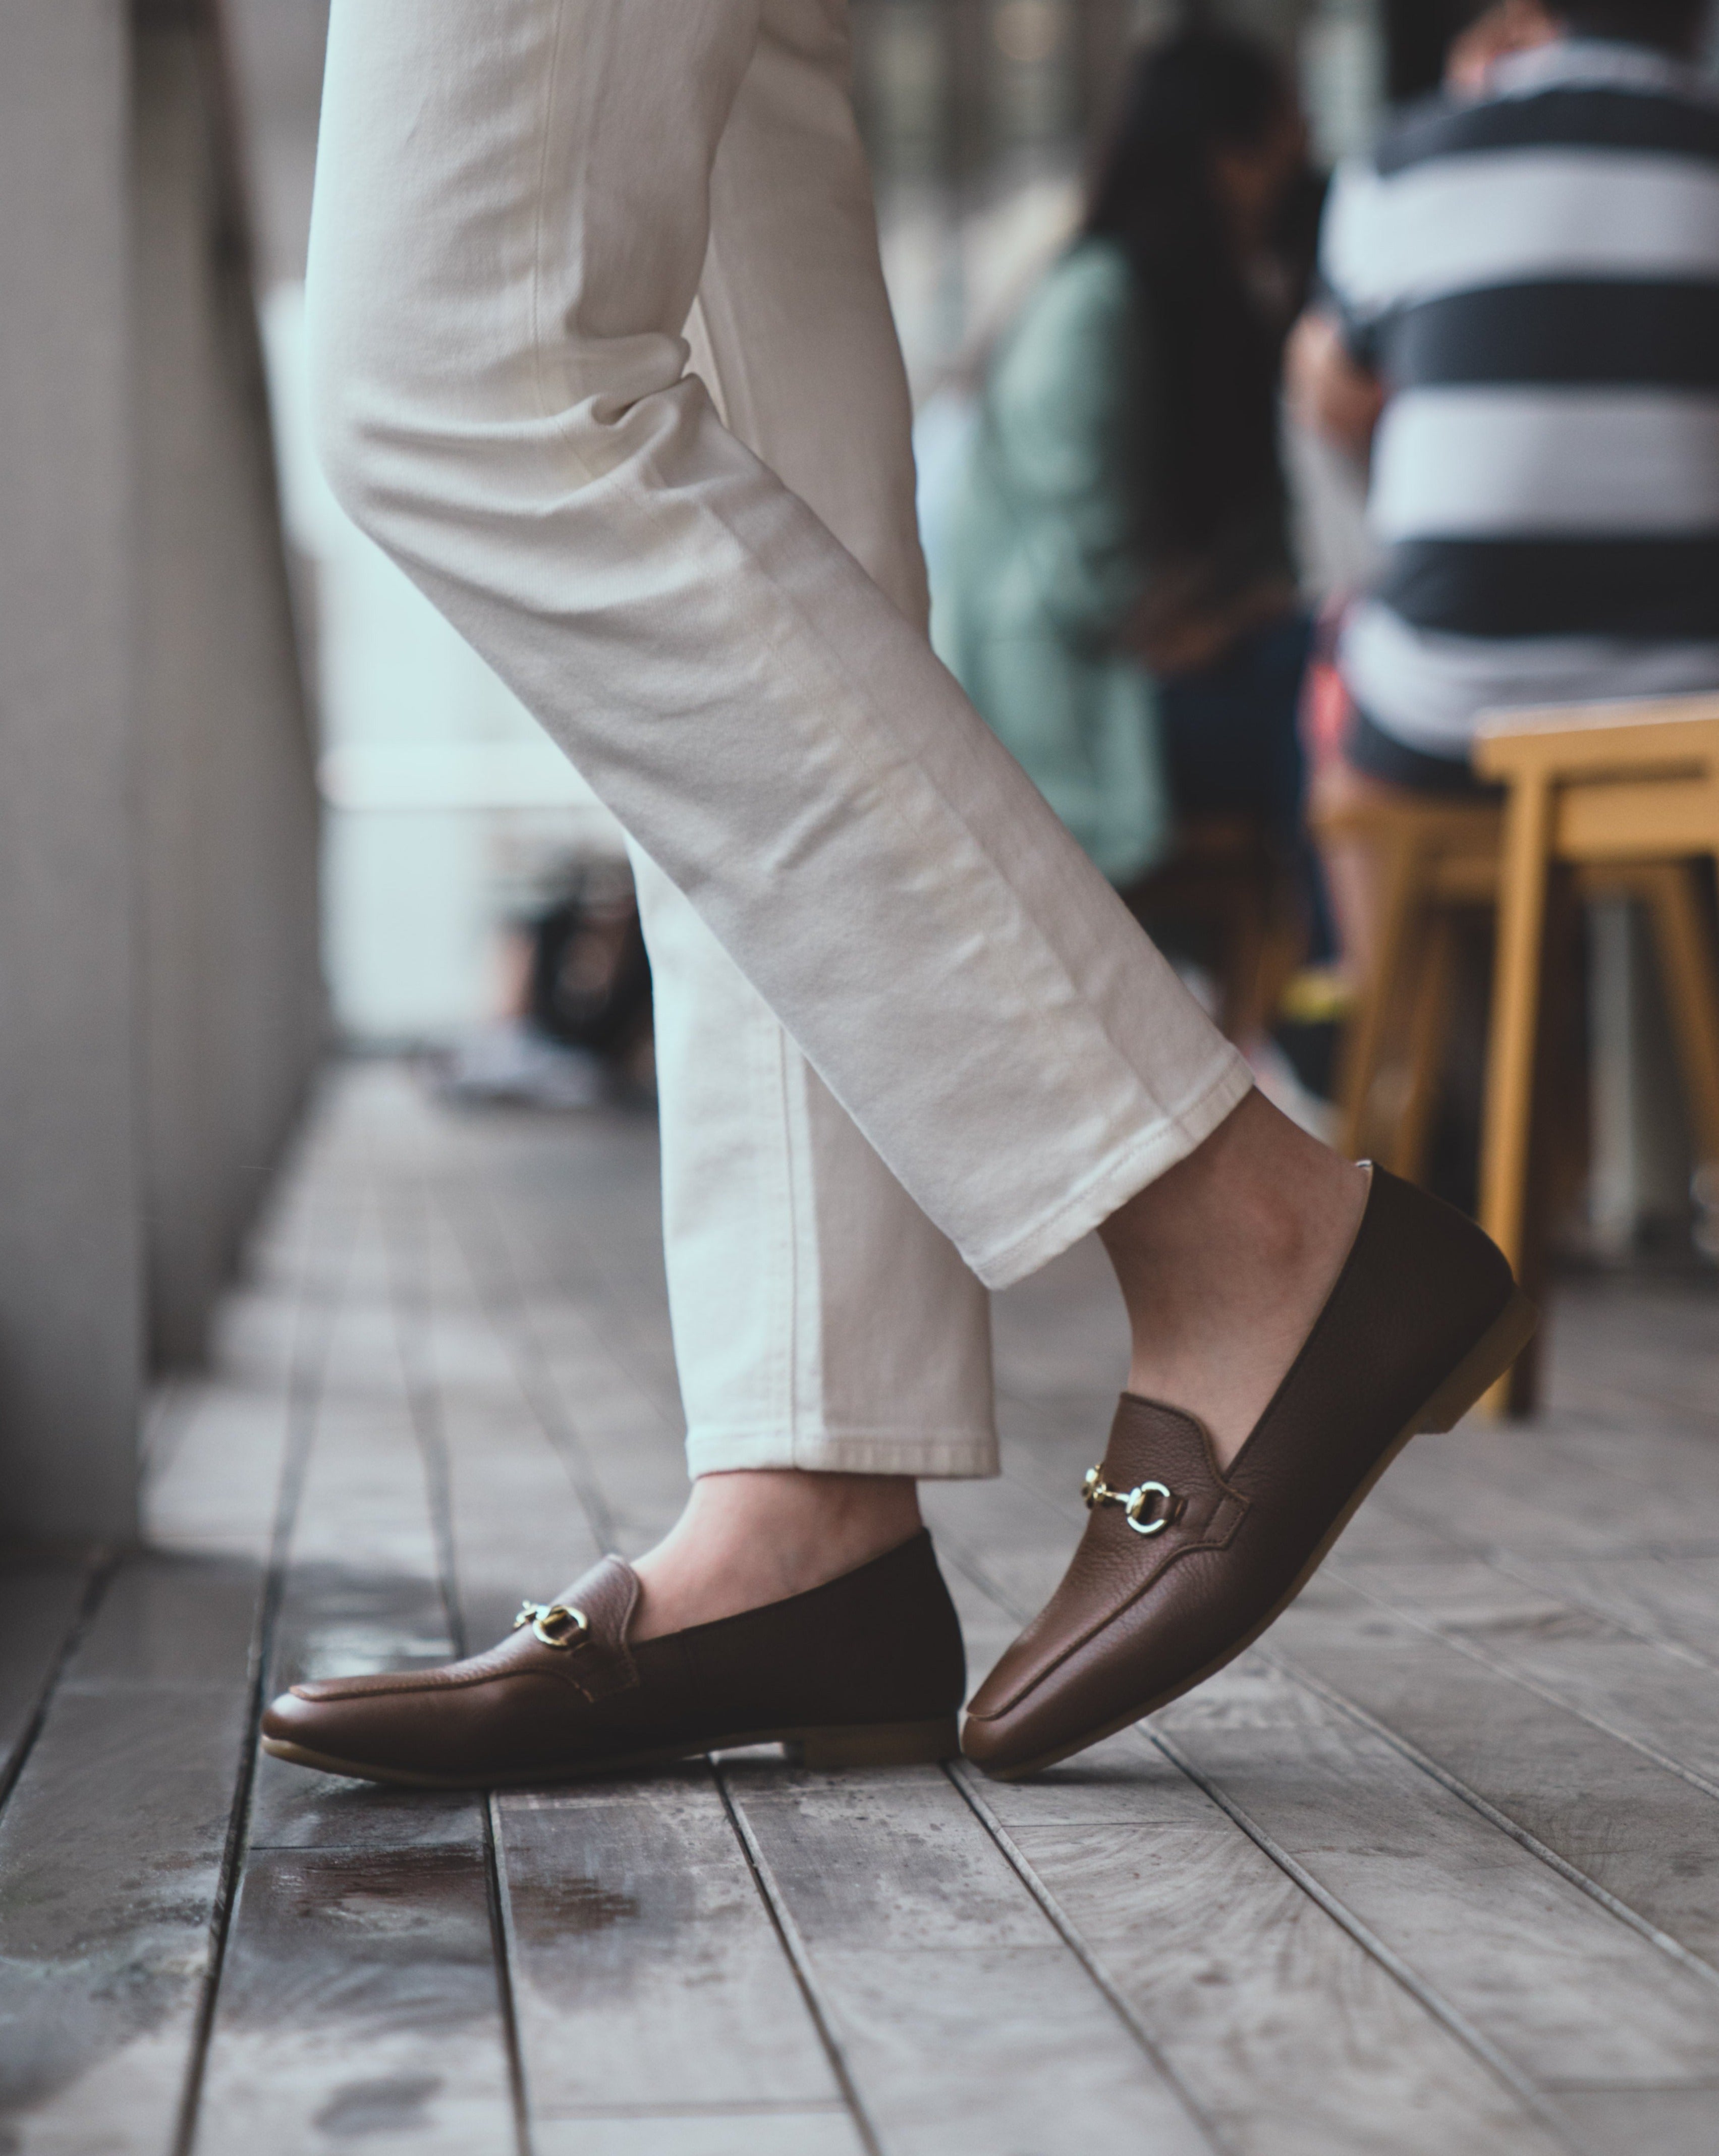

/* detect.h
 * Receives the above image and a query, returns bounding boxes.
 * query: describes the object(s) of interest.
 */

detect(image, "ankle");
[1102,1091,1355,1300]
[1099,1091,1368,1460]
[629,1470,922,1641]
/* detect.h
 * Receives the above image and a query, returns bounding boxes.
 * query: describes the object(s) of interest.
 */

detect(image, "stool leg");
[1479,777,1554,1414]
[1393,908,1458,1185]
[1641,861,1719,1172]
[1254,866,1308,1049]
[1221,875,1270,1045]
[1338,833,1421,1161]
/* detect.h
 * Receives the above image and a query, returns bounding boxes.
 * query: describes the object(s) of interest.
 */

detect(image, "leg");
[1394,909,1458,1184]
[1641,861,1719,1172]
[628,845,994,1635]
[307,0,1251,1289]
[1479,779,1553,1295]
[272,0,1519,1795]
[311,0,1361,1418]
[309,0,1366,1452]
[620,22,992,1635]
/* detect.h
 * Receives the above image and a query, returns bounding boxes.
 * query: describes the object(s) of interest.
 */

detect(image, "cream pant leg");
[638,29,992,1479]
[308,0,1249,1295]
[637,845,996,1477]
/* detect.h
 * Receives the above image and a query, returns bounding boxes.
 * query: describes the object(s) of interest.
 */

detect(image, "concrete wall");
[134,7,322,1364]
[0,0,321,1541]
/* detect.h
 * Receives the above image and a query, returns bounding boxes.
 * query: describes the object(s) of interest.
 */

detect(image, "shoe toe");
[260,1683,348,1751]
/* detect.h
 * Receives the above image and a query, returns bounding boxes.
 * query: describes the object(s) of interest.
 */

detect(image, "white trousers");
[308,0,1249,1478]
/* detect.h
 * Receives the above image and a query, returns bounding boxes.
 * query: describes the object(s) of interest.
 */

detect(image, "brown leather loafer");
[261,1529,963,1787]
[962,1168,1536,1780]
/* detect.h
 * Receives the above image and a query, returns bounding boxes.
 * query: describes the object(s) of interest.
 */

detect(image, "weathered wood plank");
[985,1800,1568,2156]
[800,1942,1211,2156]
[243,1229,472,1851]
[1485,1550,1719,1669]
[390,1192,606,1647]
[193,1845,517,2154]
[495,1772,847,2123]
[931,1483,1699,2156]
[142,1379,293,1563]
[533,2114,863,2156]
[0,1553,90,1787]
[0,1163,316,2146]
[193,1161,520,2151]
[1546,1277,1719,1431]
[1378,1422,1719,1559]
[1531,1409,1719,1521]
[1333,1554,1719,1790]
[1151,1657,1719,2089]
[1549,2084,1719,2156]
[246,1551,478,1857]
[724,1762,1219,2155]
[1277,1575,1719,1968]
[942,1547,1579,2156]
[0,1617,254,2146]
[63,1553,258,1691]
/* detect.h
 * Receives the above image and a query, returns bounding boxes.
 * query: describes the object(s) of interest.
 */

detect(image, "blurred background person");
[931,27,1320,905]
[1291,0,1719,969]
[1443,0,1560,93]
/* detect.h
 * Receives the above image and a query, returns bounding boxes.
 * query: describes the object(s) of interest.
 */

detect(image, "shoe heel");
[789,1717,961,1770]
[1413,1288,1539,1433]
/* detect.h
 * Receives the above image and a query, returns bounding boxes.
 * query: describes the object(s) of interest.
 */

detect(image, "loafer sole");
[973,1285,1538,1782]
[260,1713,961,1789]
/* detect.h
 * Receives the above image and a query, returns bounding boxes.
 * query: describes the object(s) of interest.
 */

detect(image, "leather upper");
[263,1529,965,1783]
[963,1167,1518,1771]
[974,1400,1248,1719]
[289,1554,642,1708]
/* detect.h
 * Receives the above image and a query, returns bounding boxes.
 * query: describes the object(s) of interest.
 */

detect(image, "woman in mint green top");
[933,28,1315,894]
[934,242,1167,885]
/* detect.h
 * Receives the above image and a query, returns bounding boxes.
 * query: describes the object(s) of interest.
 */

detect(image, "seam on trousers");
[528,0,574,462]
[971,1051,1254,1291]
[759,987,798,1439]
[686,1430,1001,1480]
[775,1013,810,1456]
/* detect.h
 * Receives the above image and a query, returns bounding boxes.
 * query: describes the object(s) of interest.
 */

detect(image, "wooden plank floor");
[4,1061,1718,2155]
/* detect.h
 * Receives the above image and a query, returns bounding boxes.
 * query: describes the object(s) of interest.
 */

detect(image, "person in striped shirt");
[1292,0,1719,800]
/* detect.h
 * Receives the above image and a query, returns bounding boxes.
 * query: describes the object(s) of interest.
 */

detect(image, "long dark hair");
[1085,29,1300,559]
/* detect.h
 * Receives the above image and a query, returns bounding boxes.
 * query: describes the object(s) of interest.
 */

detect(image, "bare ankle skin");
[629,1469,922,1642]
[1099,1087,1369,1469]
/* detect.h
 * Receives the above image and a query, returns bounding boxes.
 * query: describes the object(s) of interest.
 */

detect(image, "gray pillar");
[0,1,143,1544]
[133,6,322,1365]
[0,0,322,1542]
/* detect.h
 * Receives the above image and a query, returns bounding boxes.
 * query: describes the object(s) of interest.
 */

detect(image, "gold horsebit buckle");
[1082,1468,1177,1537]
[513,1600,591,1650]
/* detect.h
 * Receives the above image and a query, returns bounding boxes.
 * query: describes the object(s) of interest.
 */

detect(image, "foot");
[965,1168,1533,1779]
[1099,1087,1369,1467]
[261,1532,965,1789]
[629,1469,923,1640]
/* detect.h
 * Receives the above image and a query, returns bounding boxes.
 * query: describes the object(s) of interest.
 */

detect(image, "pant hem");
[685,1429,1000,1480]
[968,1052,1255,1290]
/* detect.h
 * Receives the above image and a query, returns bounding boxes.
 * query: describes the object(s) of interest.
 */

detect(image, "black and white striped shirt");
[1321,37,1719,770]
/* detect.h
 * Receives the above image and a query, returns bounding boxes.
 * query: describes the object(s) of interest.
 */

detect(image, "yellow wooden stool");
[1476,696,1719,1412]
